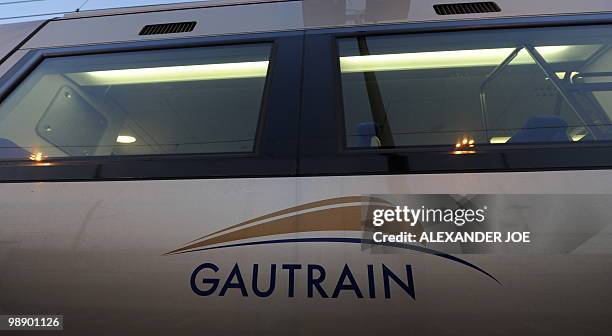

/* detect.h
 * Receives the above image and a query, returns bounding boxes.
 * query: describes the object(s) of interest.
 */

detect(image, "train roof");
[61,0,612,24]
[2,0,612,57]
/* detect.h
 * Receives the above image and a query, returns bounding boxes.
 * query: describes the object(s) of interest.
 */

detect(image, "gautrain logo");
[166,196,500,299]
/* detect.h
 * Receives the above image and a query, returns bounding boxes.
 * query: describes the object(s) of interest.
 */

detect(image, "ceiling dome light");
[116,135,136,144]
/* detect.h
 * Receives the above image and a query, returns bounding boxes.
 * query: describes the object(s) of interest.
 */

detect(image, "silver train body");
[1,1,612,335]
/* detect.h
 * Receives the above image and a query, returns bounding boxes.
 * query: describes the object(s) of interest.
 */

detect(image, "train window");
[338,26,612,150]
[0,43,271,160]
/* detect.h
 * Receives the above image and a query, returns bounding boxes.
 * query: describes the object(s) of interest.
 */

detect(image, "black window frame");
[0,30,304,182]
[299,13,612,176]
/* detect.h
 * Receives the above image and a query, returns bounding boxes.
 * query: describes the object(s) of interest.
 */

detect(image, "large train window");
[0,43,271,160]
[338,26,612,150]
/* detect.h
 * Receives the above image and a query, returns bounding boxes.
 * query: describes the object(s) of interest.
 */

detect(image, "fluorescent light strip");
[490,134,586,143]
[67,45,573,85]
[339,46,569,73]
[69,61,269,86]
[489,136,511,144]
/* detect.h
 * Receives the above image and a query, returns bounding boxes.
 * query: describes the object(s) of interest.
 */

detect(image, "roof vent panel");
[139,21,197,35]
[433,2,501,15]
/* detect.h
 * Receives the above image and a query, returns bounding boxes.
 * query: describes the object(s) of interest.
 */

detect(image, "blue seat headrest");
[356,122,379,147]
[0,138,31,159]
[509,116,570,143]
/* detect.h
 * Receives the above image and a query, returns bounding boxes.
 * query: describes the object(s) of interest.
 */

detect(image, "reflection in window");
[338,26,612,150]
[0,44,271,160]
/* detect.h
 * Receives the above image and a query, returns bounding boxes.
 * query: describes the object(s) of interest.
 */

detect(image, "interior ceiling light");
[116,135,136,144]
[339,45,593,73]
[555,71,580,79]
[489,136,511,144]
[490,134,587,143]
[68,61,269,86]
